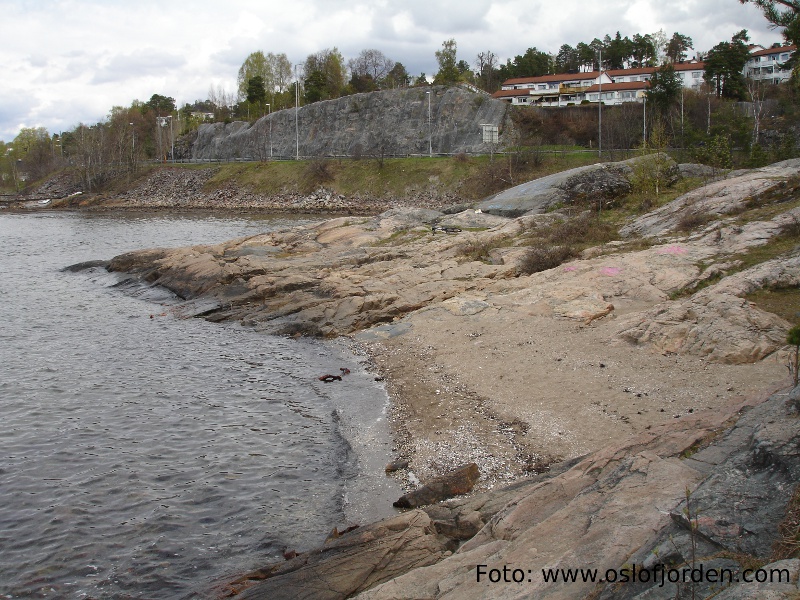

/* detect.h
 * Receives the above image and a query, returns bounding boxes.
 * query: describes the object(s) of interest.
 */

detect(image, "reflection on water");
[0,212,398,599]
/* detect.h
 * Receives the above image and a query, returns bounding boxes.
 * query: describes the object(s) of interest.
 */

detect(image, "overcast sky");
[0,0,782,142]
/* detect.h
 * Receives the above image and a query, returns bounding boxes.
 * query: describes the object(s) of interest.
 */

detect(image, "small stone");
[385,460,409,474]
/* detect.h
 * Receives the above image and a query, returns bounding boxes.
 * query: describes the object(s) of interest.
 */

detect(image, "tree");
[496,47,551,81]
[605,32,633,69]
[348,49,395,87]
[631,120,672,208]
[555,44,579,72]
[665,32,694,63]
[348,72,378,93]
[630,34,657,67]
[237,51,272,102]
[246,76,267,105]
[385,62,410,88]
[704,30,751,99]
[434,39,460,85]
[740,0,799,80]
[646,63,682,116]
[145,94,175,116]
[304,47,347,102]
[475,50,500,91]
[740,0,799,40]
[650,29,669,63]
[303,70,327,103]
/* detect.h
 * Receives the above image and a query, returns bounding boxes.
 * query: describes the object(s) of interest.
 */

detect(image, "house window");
[692,72,700,78]
[538,84,547,89]
[781,53,789,61]
[588,93,599,101]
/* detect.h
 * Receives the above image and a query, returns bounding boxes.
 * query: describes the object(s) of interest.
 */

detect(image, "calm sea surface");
[0,211,400,599]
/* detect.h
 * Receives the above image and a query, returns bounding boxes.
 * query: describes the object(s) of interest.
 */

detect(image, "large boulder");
[393,463,481,509]
[477,154,678,217]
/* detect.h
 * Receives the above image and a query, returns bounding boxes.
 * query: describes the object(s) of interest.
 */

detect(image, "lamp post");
[265,103,272,159]
[598,49,602,158]
[129,122,135,170]
[295,65,300,161]
[643,96,647,145]
[426,90,432,157]
[157,116,173,162]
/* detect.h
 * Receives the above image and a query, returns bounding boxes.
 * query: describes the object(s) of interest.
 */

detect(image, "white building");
[493,62,705,107]
[493,45,796,107]
[745,44,796,84]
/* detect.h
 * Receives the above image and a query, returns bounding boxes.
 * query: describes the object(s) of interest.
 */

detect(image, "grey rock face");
[476,154,677,217]
[191,86,509,160]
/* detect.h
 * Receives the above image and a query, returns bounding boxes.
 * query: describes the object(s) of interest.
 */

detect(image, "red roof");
[492,89,533,98]
[502,63,705,88]
[749,44,796,58]
[585,81,649,93]
[502,72,599,86]
[606,62,704,78]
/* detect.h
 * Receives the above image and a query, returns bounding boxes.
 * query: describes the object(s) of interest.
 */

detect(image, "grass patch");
[194,155,490,199]
[744,287,800,323]
[458,235,514,262]
[517,212,618,274]
[773,485,800,561]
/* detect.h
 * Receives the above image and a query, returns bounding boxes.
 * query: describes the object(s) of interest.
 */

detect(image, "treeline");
[1,94,178,192]
[1,0,796,192]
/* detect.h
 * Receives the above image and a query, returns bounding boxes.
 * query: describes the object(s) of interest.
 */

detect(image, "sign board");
[480,124,498,144]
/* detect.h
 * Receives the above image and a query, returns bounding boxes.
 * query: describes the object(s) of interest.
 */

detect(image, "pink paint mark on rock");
[563,265,577,272]
[600,267,621,276]
[657,245,688,255]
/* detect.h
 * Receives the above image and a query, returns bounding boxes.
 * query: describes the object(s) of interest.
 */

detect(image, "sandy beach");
[364,299,788,492]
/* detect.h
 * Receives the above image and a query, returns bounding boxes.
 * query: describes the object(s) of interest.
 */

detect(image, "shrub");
[519,244,578,274]
[303,158,335,187]
[676,211,713,232]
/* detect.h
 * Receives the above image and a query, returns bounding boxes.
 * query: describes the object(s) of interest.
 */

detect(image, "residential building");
[493,62,704,107]
[493,44,796,107]
[745,44,796,84]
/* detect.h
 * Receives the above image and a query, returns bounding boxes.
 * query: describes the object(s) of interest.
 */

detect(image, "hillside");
[189,86,510,161]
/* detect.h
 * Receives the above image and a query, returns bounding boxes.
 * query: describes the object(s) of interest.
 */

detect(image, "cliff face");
[191,86,510,160]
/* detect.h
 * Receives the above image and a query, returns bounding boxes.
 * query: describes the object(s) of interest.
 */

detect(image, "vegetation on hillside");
[2,1,798,196]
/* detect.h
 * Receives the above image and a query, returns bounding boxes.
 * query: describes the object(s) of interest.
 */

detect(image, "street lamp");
[643,96,647,145]
[598,48,602,158]
[426,91,432,157]
[265,103,272,159]
[157,116,174,162]
[295,65,300,161]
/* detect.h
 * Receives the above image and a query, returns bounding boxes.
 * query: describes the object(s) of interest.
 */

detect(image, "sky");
[0,0,783,142]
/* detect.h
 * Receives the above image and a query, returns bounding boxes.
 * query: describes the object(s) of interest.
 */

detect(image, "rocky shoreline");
[70,157,800,598]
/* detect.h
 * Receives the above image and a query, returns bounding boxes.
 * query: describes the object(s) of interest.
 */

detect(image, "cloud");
[0,0,790,140]
[91,49,187,84]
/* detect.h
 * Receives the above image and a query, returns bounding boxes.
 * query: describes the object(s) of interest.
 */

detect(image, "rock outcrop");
[101,158,799,362]
[621,158,800,238]
[191,86,510,161]
[89,157,800,599]
[393,463,481,509]
[214,384,799,600]
[476,154,678,217]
